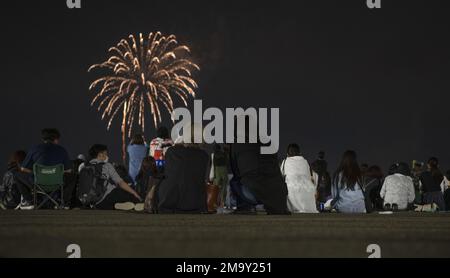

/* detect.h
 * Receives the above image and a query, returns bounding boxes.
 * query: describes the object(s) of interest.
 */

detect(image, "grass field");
[1,210,449,258]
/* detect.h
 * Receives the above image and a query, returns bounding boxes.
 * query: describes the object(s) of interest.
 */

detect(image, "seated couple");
[149,124,290,215]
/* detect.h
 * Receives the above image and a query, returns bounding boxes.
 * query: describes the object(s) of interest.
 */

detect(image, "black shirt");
[22,143,71,170]
[420,171,443,193]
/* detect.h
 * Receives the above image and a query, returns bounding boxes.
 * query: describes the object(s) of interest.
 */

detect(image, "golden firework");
[88,32,200,161]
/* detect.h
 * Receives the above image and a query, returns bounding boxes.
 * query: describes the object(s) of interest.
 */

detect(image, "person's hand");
[133,191,142,202]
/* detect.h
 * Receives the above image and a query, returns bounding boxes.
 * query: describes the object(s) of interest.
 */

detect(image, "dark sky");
[1,0,449,173]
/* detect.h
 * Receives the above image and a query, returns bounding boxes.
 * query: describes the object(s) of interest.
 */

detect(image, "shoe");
[384,203,391,211]
[134,203,145,212]
[0,202,6,210]
[19,202,35,210]
[114,202,135,211]
[392,203,399,212]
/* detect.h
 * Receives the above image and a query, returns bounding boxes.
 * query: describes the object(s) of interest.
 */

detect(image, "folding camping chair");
[33,164,65,209]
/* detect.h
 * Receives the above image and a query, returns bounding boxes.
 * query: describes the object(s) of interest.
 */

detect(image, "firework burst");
[88,32,200,161]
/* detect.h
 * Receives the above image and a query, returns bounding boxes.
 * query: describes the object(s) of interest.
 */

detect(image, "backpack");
[77,163,107,206]
[1,171,21,208]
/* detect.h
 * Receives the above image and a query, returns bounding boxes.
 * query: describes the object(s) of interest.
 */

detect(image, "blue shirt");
[22,143,72,170]
[127,144,149,183]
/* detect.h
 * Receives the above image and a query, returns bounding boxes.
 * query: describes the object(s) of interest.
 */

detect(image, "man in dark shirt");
[14,129,73,209]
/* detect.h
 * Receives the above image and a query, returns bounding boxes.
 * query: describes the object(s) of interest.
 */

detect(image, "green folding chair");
[33,164,65,209]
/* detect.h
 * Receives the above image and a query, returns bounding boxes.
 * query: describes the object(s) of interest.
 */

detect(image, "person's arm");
[20,167,33,174]
[408,180,416,204]
[118,180,142,201]
[380,179,387,199]
[107,163,141,201]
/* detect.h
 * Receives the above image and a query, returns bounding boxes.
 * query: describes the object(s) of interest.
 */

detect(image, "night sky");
[1,0,449,173]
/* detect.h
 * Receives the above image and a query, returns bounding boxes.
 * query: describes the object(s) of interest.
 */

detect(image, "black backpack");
[1,171,21,208]
[77,163,107,206]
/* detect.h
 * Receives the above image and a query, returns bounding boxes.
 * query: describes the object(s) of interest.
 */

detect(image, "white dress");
[281,156,318,213]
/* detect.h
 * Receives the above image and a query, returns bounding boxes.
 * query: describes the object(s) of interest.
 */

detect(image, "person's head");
[287,144,301,157]
[41,128,61,144]
[388,163,399,175]
[157,126,170,140]
[131,134,145,145]
[427,157,439,170]
[445,170,450,182]
[366,165,383,179]
[396,162,410,176]
[139,156,158,176]
[318,151,325,160]
[89,144,109,162]
[361,163,369,172]
[8,150,26,165]
[413,161,424,172]
[77,154,86,162]
[335,150,361,188]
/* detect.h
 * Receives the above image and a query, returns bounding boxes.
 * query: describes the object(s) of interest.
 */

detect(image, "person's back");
[333,176,366,213]
[128,144,148,183]
[331,150,366,214]
[380,174,415,210]
[282,153,318,213]
[420,171,442,193]
[158,145,209,213]
[231,143,289,214]
[23,142,71,170]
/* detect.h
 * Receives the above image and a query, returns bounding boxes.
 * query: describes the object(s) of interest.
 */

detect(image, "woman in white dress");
[281,144,318,213]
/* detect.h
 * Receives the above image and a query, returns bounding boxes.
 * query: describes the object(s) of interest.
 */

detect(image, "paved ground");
[0,210,449,258]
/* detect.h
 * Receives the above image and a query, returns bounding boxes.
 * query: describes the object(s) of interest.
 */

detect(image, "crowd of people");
[1,127,449,214]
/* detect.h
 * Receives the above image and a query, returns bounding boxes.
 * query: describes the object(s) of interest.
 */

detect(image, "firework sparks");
[88,32,200,161]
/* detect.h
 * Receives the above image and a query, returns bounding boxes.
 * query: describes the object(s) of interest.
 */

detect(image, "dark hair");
[41,128,61,142]
[157,126,170,139]
[318,151,325,160]
[388,163,399,175]
[287,144,301,157]
[140,156,158,176]
[89,144,108,159]
[366,165,383,179]
[361,163,369,169]
[445,170,450,181]
[131,134,145,145]
[428,157,443,184]
[8,150,26,169]
[396,162,410,176]
[334,150,361,189]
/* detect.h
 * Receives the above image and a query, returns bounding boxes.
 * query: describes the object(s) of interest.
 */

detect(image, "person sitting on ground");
[209,143,229,209]
[411,161,424,205]
[157,123,209,214]
[420,157,446,211]
[0,150,27,210]
[136,156,160,200]
[362,165,384,212]
[330,150,366,213]
[13,129,74,210]
[149,126,174,170]
[80,144,143,211]
[380,162,415,211]
[311,154,331,211]
[443,170,450,212]
[127,134,149,184]
[281,144,318,213]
